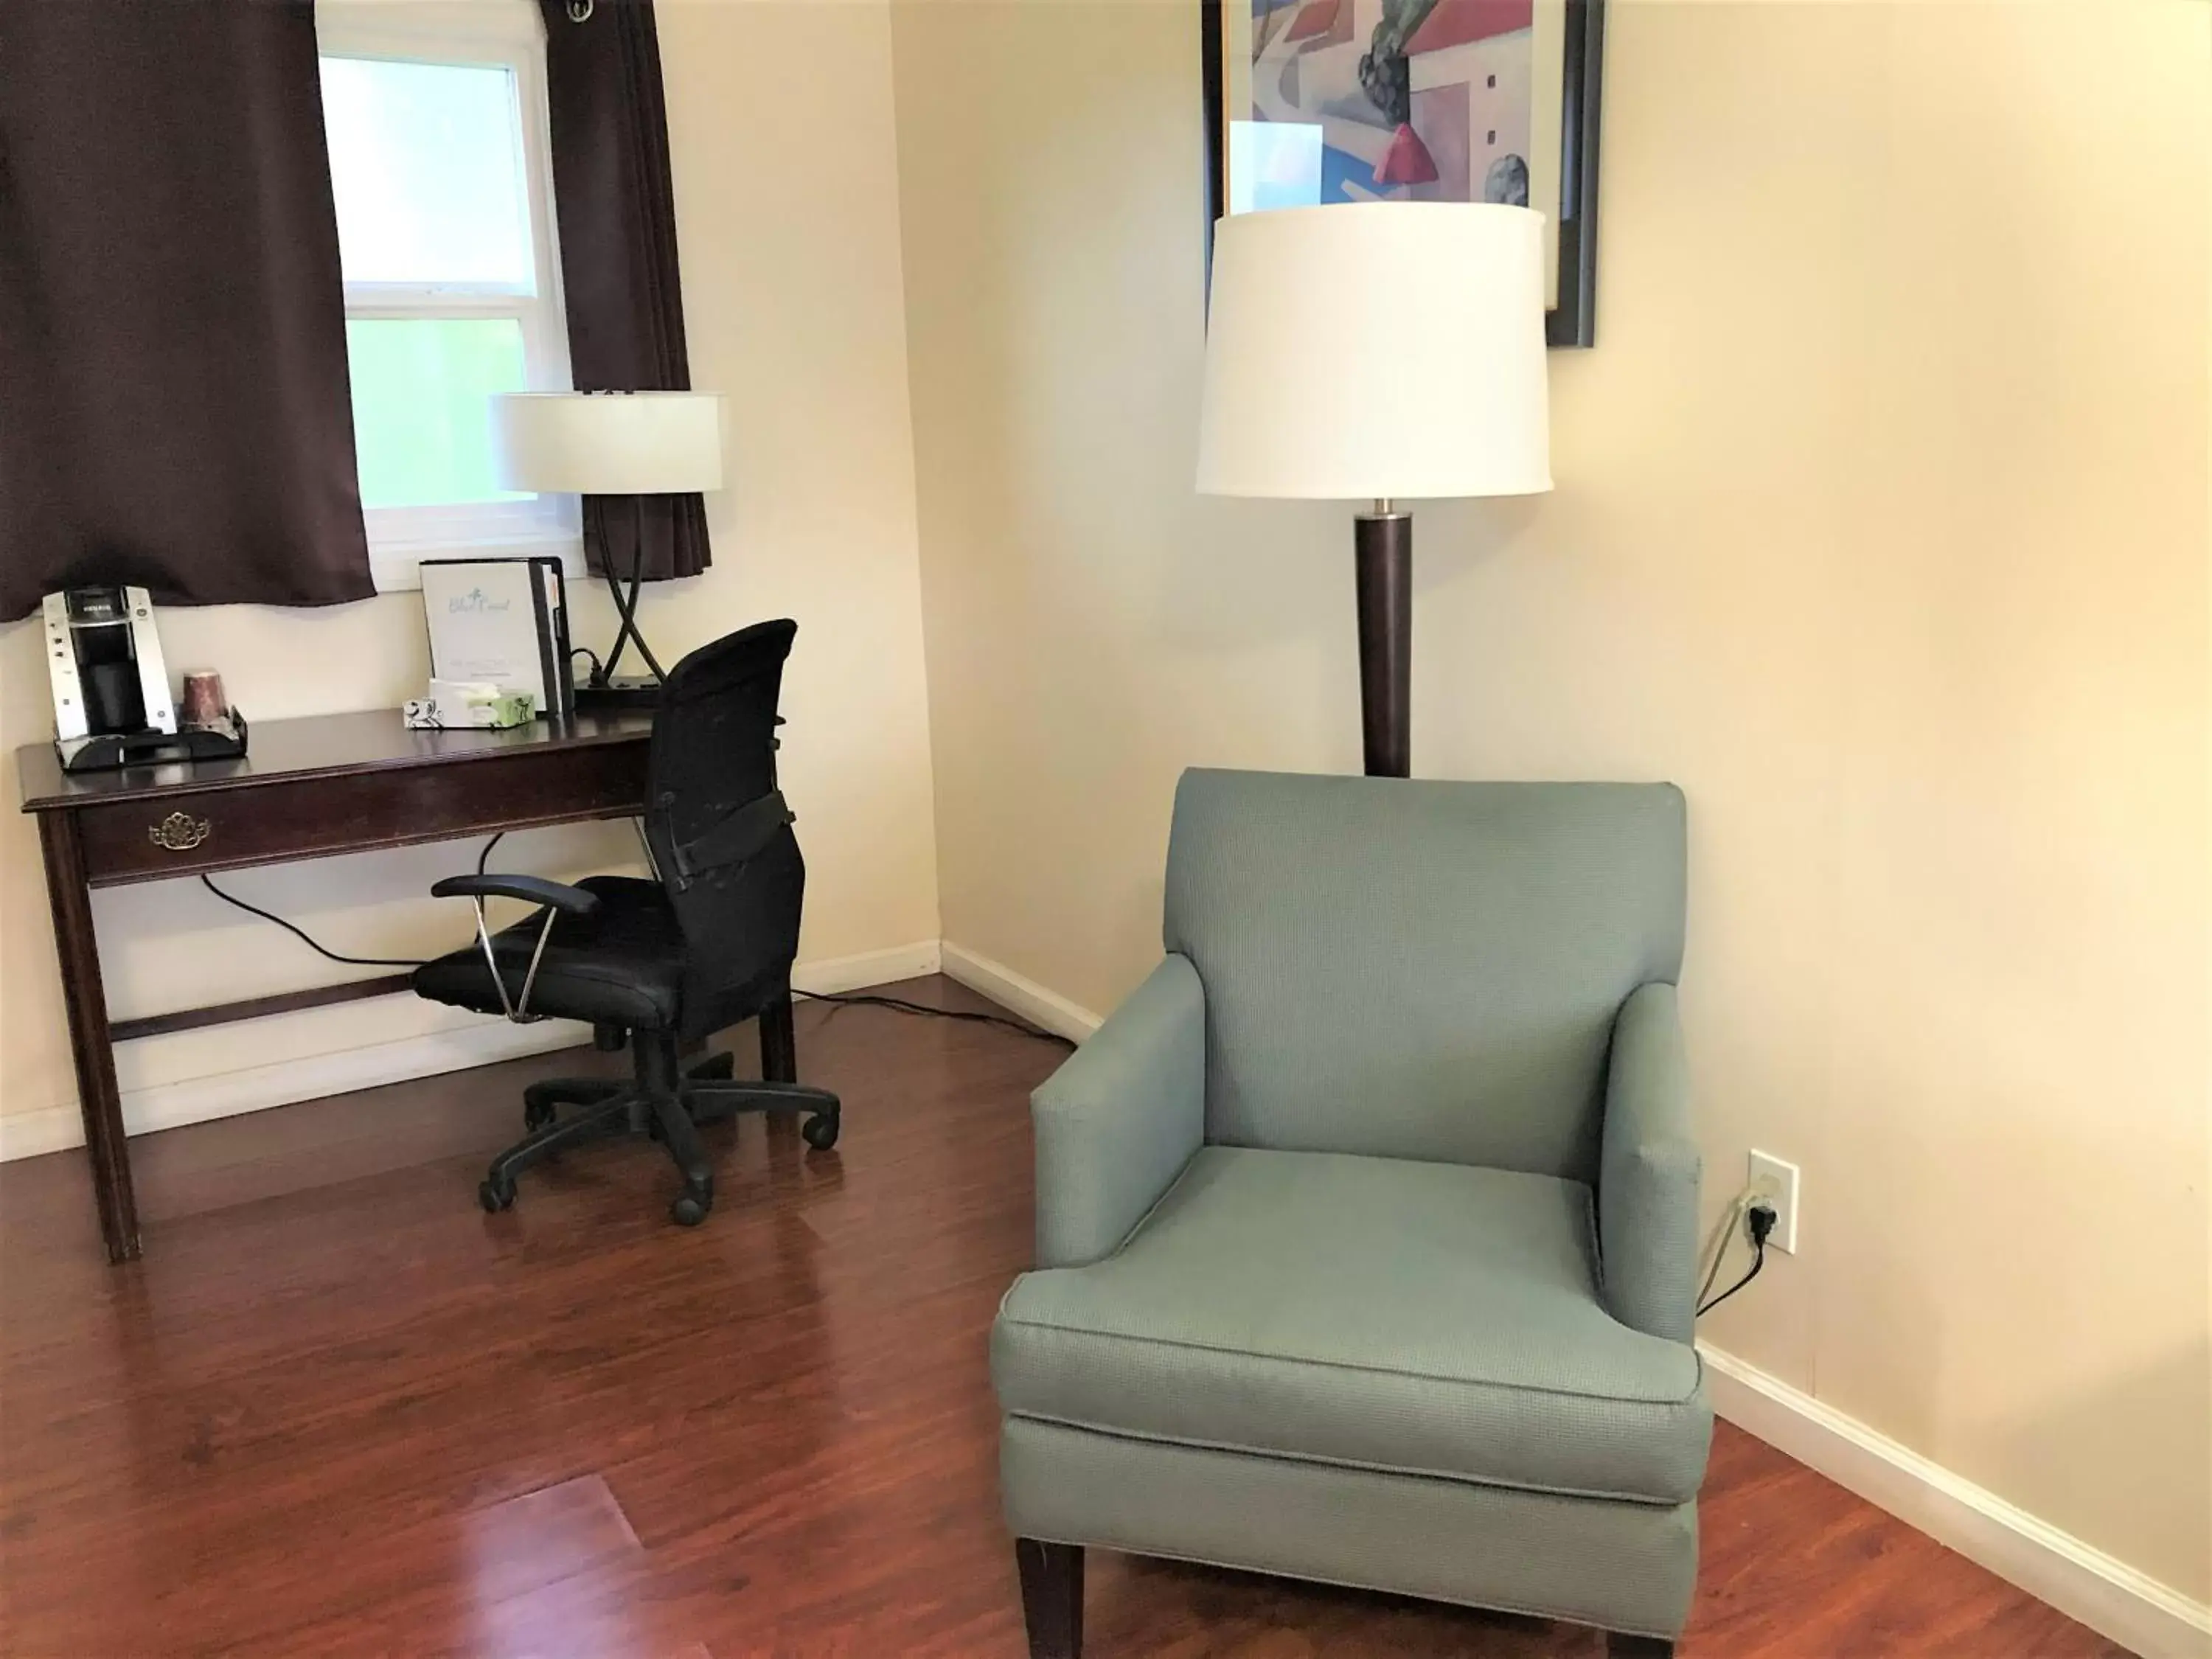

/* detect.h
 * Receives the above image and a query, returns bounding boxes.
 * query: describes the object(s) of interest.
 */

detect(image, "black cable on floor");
[793,990,1074,1048]
[198,833,508,971]
[1697,1239,1766,1318]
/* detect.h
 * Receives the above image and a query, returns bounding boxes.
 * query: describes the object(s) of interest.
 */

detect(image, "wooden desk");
[17,709,655,1262]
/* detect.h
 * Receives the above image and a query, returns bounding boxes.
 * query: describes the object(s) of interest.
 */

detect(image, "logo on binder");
[447,587,513,615]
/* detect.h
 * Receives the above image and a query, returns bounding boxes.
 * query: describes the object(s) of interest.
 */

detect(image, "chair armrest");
[1032,953,1207,1268]
[429,874,600,917]
[1599,981,1702,1343]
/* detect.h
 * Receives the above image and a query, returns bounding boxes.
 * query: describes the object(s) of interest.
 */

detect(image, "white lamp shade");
[489,390,725,495]
[1197,203,1553,501]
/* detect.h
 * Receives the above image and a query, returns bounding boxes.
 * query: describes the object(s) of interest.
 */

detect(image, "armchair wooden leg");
[1607,1634,1675,1657]
[1014,1538,1083,1659]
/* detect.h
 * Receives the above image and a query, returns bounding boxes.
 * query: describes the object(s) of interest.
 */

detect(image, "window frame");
[316,0,582,593]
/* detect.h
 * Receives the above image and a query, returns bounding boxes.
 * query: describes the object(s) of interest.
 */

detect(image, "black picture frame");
[1201,0,1606,349]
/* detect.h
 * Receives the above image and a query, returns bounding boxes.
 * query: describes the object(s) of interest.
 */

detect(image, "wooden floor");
[0,977,2124,1658]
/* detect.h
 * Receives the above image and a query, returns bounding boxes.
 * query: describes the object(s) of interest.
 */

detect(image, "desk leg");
[37,812,139,1263]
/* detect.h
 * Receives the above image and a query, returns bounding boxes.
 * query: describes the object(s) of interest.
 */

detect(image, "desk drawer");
[75,742,650,886]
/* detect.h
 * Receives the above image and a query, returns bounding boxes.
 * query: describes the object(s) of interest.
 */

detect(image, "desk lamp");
[490,389,724,712]
[1196,202,1552,776]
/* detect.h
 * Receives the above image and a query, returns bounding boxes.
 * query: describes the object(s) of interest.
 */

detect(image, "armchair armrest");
[429,874,599,917]
[1032,953,1207,1268]
[1599,981,1702,1343]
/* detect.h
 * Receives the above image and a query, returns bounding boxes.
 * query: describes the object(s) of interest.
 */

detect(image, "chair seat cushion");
[992,1147,1711,1506]
[411,876,687,1031]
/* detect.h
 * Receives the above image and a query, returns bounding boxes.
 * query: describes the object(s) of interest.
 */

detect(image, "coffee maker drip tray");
[57,714,250,776]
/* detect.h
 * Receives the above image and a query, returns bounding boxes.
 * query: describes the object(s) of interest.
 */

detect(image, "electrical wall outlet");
[1747,1150,1801,1255]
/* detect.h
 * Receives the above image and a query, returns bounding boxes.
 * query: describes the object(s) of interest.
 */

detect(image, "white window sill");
[369,532,586,595]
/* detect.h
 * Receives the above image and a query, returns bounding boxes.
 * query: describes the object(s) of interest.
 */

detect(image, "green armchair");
[991,769,1709,1658]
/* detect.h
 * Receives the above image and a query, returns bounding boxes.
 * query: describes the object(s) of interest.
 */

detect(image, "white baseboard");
[793,939,941,996]
[0,1018,584,1164]
[0,1112,87,1164]
[0,939,943,1165]
[939,940,1103,1043]
[1700,1343,2212,1659]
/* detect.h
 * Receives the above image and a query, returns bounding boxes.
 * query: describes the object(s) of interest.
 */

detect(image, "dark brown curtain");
[538,0,710,582]
[0,0,373,624]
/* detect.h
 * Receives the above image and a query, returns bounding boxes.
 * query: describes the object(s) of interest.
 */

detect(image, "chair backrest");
[1164,768,1686,1183]
[644,619,807,1036]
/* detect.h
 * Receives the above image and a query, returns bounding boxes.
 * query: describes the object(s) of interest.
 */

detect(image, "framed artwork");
[1202,0,1605,348]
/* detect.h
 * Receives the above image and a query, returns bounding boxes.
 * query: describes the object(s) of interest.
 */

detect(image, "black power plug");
[1698,1200,1778,1319]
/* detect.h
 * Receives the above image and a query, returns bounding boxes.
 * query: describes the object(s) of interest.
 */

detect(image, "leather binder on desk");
[418,557,576,722]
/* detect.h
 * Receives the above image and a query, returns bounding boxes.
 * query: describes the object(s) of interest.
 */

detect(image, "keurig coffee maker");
[43,587,247,773]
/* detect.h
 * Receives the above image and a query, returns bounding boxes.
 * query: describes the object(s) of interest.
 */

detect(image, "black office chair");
[411,619,840,1227]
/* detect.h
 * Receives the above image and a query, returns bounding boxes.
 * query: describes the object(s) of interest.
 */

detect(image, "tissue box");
[404,681,537,730]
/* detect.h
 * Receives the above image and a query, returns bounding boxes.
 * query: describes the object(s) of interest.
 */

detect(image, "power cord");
[1695,1192,1748,1309]
[1697,1201,1776,1318]
[198,841,1077,1050]
[793,990,1074,1048]
[198,832,510,970]
[198,874,430,970]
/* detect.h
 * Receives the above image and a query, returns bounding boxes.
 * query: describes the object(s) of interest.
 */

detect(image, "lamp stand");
[574,495,670,714]
[1354,501,1411,778]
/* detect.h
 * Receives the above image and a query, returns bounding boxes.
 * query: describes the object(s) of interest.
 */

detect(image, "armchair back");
[1163,769,1686,1182]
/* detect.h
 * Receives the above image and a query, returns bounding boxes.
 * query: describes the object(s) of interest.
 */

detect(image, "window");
[317,1,577,589]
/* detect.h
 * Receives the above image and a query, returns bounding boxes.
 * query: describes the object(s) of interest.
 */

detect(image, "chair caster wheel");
[801,1110,840,1151]
[670,1189,711,1227]
[524,1101,555,1132]
[479,1177,516,1213]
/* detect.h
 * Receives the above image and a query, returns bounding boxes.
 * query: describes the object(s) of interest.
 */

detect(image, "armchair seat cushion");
[992,1147,1711,1506]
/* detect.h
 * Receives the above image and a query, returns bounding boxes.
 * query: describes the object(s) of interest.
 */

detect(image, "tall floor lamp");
[1196,203,1553,776]
[490,389,725,712]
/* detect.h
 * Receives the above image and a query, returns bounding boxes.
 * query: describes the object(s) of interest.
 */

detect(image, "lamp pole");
[1353,500,1411,778]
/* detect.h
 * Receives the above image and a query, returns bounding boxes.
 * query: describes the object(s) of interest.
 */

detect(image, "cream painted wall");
[890,0,2211,1607]
[0,0,939,1126]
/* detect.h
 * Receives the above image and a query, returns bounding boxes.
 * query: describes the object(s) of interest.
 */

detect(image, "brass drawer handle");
[148,812,212,852]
